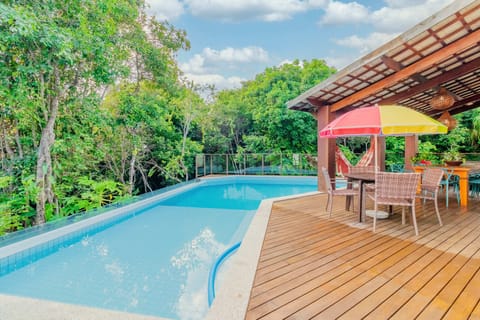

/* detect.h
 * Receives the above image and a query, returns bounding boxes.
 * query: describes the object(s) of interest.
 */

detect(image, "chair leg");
[328,196,333,218]
[411,206,419,236]
[401,207,406,225]
[373,214,377,233]
[445,182,449,208]
[434,196,443,226]
[455,185,460,205]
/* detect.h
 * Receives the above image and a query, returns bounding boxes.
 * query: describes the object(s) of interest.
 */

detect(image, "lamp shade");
[430,87,455,110]
[438,111,457,130]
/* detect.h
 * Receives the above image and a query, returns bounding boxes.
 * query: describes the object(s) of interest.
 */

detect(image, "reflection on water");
[171,228,226,320]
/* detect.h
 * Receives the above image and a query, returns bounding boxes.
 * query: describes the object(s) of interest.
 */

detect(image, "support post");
[315,106,336,192]
[376,136,386,171]
[405,135,418,171]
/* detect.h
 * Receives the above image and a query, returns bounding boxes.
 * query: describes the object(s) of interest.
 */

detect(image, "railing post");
[280,152,283,175]
[261,154,264,175]
[244,154,246,175]
[226,154,229,175]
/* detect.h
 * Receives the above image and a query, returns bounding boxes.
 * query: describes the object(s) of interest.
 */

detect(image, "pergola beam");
[447,93,480,116]
[379,56,480,105]
[381,55,428,84]
[331,28,480,112]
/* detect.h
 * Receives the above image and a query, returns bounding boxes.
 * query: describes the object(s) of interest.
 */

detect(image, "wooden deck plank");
[443,260,480,319]
[335,212,480,320]
[363,215,480,319]
[390,242,480,319]
[417,254,480,319]
[249,229,392,307]
[250,234,419,319]
[468,297,480,319]
[245,193,480,320]
[290,217,480,320]
[254,225,366,281]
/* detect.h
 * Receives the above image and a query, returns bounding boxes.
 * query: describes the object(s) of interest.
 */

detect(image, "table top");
[344,172,376,181]
[413,165,471,173]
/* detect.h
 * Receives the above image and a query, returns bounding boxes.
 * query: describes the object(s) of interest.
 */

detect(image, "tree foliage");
[0,0,190,233]
[207,59,336,154]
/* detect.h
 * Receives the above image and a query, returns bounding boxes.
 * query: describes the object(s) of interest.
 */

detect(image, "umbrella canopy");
[319,105,448,138]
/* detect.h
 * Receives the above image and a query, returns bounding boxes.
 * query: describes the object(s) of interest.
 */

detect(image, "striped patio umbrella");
[319,105,448,138]
[319,104,448,170]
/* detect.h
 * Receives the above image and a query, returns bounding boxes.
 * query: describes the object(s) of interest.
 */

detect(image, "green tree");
[0,1,189,225]
[207,59,336,155]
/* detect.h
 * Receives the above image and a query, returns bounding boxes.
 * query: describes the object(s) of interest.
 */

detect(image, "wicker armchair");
[321,167,358,218]
[368,172,421,235]
[416,168,444,226]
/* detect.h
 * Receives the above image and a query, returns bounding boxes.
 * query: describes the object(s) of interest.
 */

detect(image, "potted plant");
[443,147,464,166]
[410,141,439,166]
[410,155,432,166]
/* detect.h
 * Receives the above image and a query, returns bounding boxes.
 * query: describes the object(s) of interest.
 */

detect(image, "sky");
[145,0,455,91]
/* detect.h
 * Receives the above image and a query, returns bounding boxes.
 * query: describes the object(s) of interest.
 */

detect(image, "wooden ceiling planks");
[287,0,480,117]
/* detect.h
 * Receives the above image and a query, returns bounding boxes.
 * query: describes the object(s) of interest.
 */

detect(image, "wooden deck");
[245,192,480,319]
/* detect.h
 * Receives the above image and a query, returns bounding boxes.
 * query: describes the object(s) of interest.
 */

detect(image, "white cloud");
[370,0,455,33]
[180,46,269,74]
[335,32,398,54]
[203,47,269,63]
[324,55,355,70]
[325,0,454,60]
[146,0,185,21]
[146,0,330,22]
[278,59,294,66]
[184,0,326,22]
[184,73,245,90]
[319,1,369,25]
[180,54,206,74]
[384,0,433,9]
[318,0,454,31]
[179,46,266,89]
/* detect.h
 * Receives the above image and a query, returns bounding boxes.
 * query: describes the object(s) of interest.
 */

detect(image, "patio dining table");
[344,172,375,223]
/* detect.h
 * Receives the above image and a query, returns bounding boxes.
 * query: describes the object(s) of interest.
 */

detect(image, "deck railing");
[195,153,317,178]
[195,152,480,178]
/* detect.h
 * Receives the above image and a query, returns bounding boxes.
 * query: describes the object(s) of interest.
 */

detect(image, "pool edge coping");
[0,293,171,320]
[204,190,321,320]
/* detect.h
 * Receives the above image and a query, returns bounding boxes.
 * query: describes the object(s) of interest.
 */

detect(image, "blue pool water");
[0,176,318,319]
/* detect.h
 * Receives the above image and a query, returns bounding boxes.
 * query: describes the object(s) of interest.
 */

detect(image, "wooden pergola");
[287,0,480,189]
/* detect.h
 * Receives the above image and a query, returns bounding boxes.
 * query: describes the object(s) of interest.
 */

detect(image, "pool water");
[0,177,317,319]
[161,181,317,210]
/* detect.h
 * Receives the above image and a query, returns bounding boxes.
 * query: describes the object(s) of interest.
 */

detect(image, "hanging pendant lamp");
[438,111,457,130]
[430,87,455,110]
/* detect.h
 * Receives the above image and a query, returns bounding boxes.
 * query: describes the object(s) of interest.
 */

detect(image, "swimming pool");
[0,176,318,319]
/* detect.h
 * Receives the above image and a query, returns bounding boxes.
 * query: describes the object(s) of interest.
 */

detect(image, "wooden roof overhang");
[287,0,480,118]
